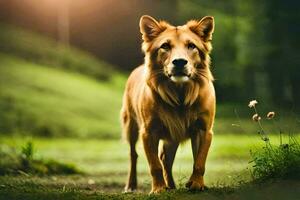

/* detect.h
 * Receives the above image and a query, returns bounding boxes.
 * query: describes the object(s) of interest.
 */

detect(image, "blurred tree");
[264,0,300,107]
[57,0,70,46]
[234,0,268,101]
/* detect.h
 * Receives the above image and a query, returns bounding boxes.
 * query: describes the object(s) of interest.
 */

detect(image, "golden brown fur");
[121,15,216,193]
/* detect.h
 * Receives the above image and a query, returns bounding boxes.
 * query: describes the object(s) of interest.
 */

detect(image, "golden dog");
[121,15,215,193]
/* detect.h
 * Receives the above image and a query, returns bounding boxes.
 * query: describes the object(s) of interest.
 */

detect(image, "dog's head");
[140,15,214,84]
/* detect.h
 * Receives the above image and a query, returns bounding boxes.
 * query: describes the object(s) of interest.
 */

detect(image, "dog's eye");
[160,42,171,50]
[187,43,196,50]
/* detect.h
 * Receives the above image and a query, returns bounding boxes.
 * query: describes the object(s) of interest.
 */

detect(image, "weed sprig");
[248,100,300,181]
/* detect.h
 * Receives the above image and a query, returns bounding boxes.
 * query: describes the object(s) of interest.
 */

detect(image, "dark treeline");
[0,0,299,107]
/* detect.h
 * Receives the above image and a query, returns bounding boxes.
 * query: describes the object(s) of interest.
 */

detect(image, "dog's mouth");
[167,72,191,83]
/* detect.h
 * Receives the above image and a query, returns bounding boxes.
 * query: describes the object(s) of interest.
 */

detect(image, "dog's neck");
[145,62,212,107]
[147,78,202,107]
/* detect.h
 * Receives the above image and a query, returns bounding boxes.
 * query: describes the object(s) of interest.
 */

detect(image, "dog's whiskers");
[196,70,209,80]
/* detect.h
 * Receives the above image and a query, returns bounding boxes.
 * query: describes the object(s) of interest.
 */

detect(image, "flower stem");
[253,105,270,144]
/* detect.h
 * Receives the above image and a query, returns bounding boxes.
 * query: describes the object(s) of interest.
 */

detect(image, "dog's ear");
[188,16,214,42]
[139,15,166,42]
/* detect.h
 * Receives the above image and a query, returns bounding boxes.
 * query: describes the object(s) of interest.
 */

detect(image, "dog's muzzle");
[168,58,191,82]
[168,70,191,83]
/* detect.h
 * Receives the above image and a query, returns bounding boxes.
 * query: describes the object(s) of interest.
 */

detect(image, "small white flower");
[252,114,261,122]
[267,111,275,119]
[248,100,258,108]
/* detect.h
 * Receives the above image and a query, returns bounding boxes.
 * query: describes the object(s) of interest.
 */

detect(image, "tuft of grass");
[247,100,300,182]
[0,141,80,175]
[250,140,300,181]
[21,141,34,161]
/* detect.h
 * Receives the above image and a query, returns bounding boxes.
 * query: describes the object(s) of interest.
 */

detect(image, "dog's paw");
[123,186,137,193]
[185,180,207,191]
[150,185,169,194]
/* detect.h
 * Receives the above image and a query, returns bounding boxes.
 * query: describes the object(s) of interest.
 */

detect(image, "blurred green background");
[0,0,299,138]
[0,0,299,197]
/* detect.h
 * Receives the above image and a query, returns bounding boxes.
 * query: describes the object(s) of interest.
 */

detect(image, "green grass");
[0,23,128,138]
[1,135,298,187]
[0,141,80,175]
[0,179,299,200]
[250,140,300,181]
[0,135,299,199]
[0,53,124,138]
[0,23,115,81]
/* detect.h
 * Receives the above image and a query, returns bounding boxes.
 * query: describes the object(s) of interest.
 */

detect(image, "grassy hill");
[0,24,125,138]
[0,53,124,138]
[0,23,114,81]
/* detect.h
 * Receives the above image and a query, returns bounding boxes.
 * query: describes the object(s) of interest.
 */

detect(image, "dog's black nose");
[172,59,188,68]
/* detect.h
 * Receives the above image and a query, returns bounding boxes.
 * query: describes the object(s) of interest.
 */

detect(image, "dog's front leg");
[141,131,167,193]
[159,141,179,189]
[186,129,213,190]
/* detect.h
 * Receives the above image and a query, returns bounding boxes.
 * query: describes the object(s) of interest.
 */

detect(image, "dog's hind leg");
[122,112,139,192]
[159,141,178,189]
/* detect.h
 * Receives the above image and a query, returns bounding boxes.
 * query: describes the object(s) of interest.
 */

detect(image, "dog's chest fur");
[156,103,200,142]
